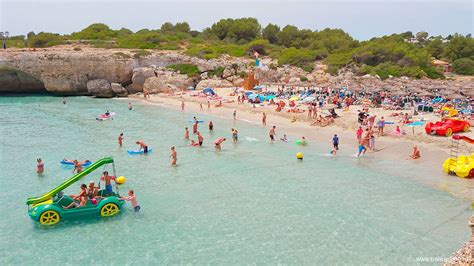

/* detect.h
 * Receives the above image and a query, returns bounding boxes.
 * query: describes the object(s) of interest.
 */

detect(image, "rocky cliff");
[0,47,251,96]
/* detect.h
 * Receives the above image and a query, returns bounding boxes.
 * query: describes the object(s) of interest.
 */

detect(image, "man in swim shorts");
[101,171,116,196]
[357,141,367,157]
[136,140,148,153]
[269,126,276,142]
[231,128,238,142]
[170,146,177,166]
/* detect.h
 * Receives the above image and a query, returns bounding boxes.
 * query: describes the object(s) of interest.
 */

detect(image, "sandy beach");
[128,88,474,201]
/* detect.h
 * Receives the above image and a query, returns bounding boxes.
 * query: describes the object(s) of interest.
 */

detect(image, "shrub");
[71,23,117,40]
[167,64,199,77]
[132,49,152,58]
[300,76,308,82]
[28,32,64,47]
[278,47,314,71]
[452,58,474,75]
[208,66,225,78]
[73,47,82,51]
[113,52,131,59]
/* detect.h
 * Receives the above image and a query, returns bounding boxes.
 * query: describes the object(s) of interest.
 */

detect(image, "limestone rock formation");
[111,83,128,97]
[87,79,113,98]
[131,67,156,93]
[143,72,193,93]
[196,79,233,91]
[0,68,45,92]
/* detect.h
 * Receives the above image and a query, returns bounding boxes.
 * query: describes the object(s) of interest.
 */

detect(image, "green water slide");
[26,157,114,205]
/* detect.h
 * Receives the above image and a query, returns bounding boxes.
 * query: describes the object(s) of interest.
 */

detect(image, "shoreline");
[126,92,474,201]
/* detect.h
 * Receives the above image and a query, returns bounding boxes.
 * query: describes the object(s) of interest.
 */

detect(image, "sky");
[0,0,472,40]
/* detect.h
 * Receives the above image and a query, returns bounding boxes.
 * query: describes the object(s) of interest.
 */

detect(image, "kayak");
[60,160,92,167]
[127,148,153,155]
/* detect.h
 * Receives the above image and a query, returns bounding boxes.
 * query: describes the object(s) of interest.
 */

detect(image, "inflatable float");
[60,160,92,167]
[442,153,474,178]
[127,148,153,155]
[97,112,116,121]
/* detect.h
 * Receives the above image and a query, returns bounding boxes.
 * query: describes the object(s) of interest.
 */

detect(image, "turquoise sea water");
[0,95,471,264]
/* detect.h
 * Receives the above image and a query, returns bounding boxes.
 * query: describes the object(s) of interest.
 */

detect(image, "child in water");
[170,146,177,166]
[280,134,288,142]
[36,158,44,174]
[120,190,141,212]
[184,127,189,140]
[118,133,124,147]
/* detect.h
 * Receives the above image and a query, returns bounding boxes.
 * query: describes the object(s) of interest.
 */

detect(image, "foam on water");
[0,95,470,264]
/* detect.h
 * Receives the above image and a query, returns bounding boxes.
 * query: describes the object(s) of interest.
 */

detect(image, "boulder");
[111,83,128,97]
[222,67,235,79]
[87,79,113,98]
[196,79,233,91]
[143,73,193,94]
[232,78,244,87]
[130,67,156,93]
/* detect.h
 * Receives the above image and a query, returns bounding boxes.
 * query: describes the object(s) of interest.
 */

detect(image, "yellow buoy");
[116,176,126,185]
[296,152,303,160]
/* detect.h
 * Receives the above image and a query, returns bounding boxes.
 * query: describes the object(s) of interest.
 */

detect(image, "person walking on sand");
[184,127,190,140]
[37,158,44,174]
[181,100,185,111]
[118,133,124,147]
[214,137,226,151]
[233,110,237,120]
[197,131,204,146]
[269,126,276,142]
[170,146,177,166]
[207,101,211,111]
[200,103,203,111]
[262,112,267,126]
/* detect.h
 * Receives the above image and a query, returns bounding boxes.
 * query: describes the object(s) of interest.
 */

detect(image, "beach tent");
[244,91,253,96]
[203,88,215,95]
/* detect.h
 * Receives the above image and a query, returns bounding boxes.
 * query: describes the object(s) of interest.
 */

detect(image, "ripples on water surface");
[0,96,470,264]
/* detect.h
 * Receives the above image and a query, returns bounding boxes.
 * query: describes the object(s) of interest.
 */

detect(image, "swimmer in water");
[280,134,288,142]
[356,141,367,157]
[269,126,276,142]
[193,121,198,134]
[301,137,307,146]
[62,97,67,105]
[118,133,124,147]
[100,171,116,196]
[128,102,132,110]
[185,127,190,140]
[72,160,83,174]
[119,190,141,212]
[209,121,214,131]
[105,110,110,117]
[231,128,238,142]
[197,131,204,146]
[190,140,200,147]
[170,146,177,166]
[37,158,44,174]
[214,137,226,151]
[136,140,148,154]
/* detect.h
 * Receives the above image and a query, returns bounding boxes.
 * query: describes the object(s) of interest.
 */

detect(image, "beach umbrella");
[203,87,215,95]
[187,86,195,90]
[253,85,264,90]
[244,91,253,96]
[289,96,300,101]
[248,93,258,99]
[265,95,276,101]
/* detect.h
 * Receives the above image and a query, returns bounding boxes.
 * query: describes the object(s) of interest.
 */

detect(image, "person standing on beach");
[356,126,363,141]
[200,103,203,111]
[377,116,385,136]
[207,101,211,111]
[197,131,204,146]
[185,127,190,140]
[118,133,124,147]
[308,106,313,118]
[369,134,375,151]
[170,146,177,166]
[209,121,214,131]
[181,101,185,111]
[37,158,44,174]
[233,110,237,120]
[262,112,267,126]
[332,134,339,150]
[269,126,276,142]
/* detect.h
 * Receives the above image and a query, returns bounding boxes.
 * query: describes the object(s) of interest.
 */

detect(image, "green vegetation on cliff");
[7,20,474,78]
